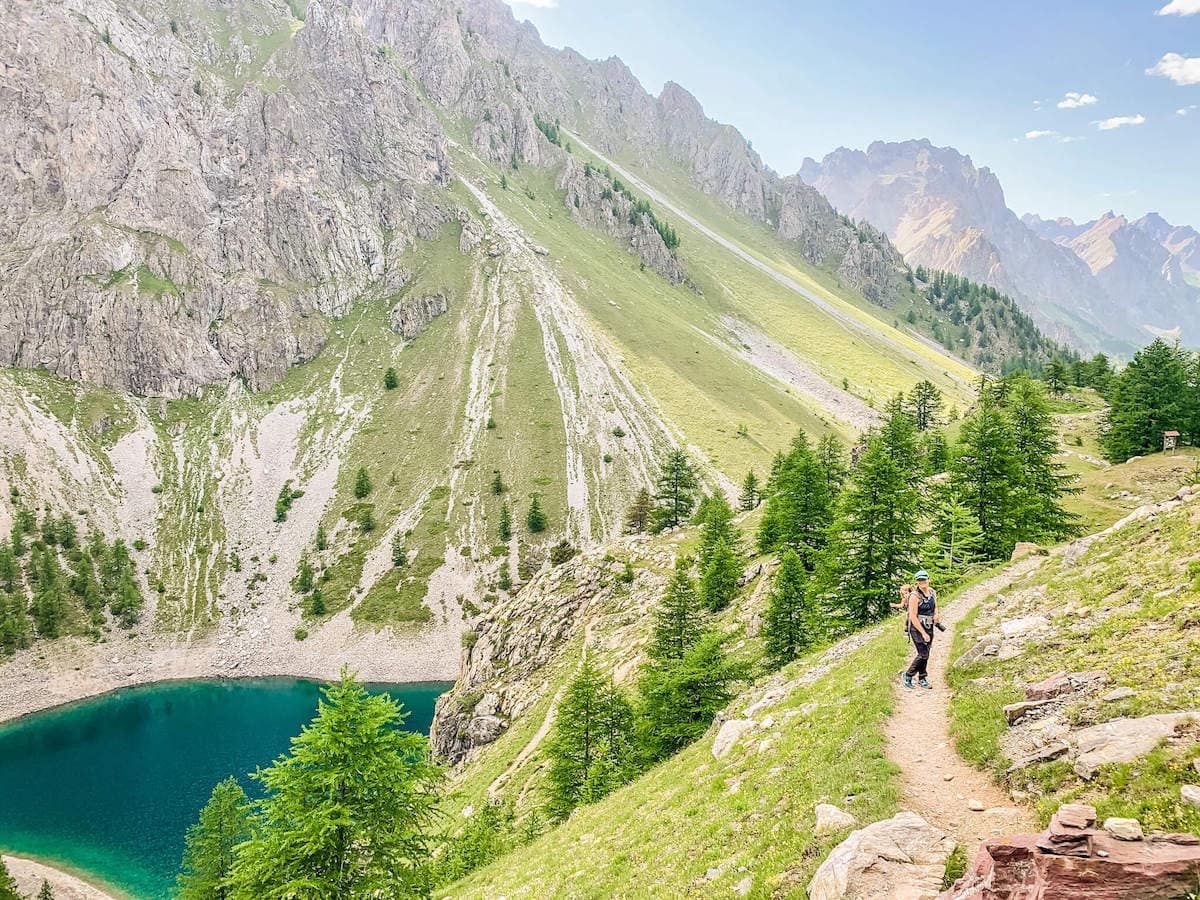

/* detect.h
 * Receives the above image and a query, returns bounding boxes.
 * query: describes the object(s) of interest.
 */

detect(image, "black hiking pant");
[906,632,931,678]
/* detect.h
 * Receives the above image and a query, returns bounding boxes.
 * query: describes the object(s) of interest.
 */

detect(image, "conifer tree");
[228,672,440,899]
[38,880,55,900]
[383,367,398,390]
[951,390,1020,560]
[816,434,849,498]
[650,448,698,532]
[921,488,984,586]
[699,539,741,612]
[818,430,921,628]
[177,777,250,900]
[491,472,504,495]
[921,429,950,475]
[649,559,704,662]
[762,549,817,669]
[544,659,635,820]
[739,470,760,510]
[756,433,831,565]
[391,532,408,568]
[0,861,19,900]
[636,631,744,762]
[295,554,314,593]
[525,496,546,534]
[1043,357,1067,395]
[907,380,944,430]
[1100,339,1193,462]
[358,507,376,534]
[696,495,738,567]
[31,547,67,638]
[623,488,652,534]
[498,502,512,541]
[315,525,327,552]
[1006,377,1078,543]
[353,466,373,499]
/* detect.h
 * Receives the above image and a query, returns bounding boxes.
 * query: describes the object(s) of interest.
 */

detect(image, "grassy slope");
[948,493,1200,833]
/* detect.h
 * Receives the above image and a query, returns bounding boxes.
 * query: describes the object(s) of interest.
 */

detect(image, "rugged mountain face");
[800,140,1200,352]
[1,0,454,396]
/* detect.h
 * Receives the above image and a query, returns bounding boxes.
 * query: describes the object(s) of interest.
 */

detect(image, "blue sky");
[506,0,1200,226]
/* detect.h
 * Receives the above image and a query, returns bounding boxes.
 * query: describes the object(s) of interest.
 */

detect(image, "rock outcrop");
[389,293,449,339]
[944,804,1200,899]
[808,811,955,900]
[1,0,451,396]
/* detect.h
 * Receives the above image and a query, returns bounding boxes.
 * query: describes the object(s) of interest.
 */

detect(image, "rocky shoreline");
[3,854,121,900]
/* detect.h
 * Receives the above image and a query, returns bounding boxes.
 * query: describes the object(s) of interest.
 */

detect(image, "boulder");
[1182,785,1200,808]
[1010,542,1043,561]
[814,803,857,835]
[1004,699,1057,724]
[1008,740,1070,773]
[1103,817,1144,841]
[943,828,1200,899]
[808,811,955,900]
[1024,671,1070,701]
[711,718,756,759]
[1102,686,1135,702]
[1071,712,1200,780]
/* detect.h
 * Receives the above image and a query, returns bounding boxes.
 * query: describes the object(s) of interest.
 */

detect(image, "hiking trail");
[884,558,1043,862]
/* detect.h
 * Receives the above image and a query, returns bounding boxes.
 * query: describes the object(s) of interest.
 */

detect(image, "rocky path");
[884,559,1043,862]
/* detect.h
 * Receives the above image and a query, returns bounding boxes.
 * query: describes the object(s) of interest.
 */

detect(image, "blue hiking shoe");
[903,674,913,689]
[918,678,932,690]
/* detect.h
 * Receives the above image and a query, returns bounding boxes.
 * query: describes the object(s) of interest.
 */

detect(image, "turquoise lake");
[0,677,448,899]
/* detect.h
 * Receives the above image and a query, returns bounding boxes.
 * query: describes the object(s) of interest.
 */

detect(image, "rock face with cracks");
[808,811,956,900]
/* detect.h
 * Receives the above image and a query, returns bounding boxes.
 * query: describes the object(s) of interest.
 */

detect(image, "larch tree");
[650,448,699,532]
[177,777,250,900]
[762,549,817,669]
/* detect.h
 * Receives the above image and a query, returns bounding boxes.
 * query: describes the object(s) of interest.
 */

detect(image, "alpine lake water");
[0,677,449,899]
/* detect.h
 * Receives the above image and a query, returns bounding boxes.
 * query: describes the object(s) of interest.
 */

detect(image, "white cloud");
[1156,0,1200,15]
[1057,91,1098,109]
[1179,105,1199,116]
[1033,99,1043,110]
[1094,114,1146,130]
[1023,129,1058,139]
[1146,53,1200,85]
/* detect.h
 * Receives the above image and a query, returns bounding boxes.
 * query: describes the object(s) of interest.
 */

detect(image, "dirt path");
[885,559,1043,861]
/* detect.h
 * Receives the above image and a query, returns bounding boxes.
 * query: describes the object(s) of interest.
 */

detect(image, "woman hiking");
[904,570,939,690]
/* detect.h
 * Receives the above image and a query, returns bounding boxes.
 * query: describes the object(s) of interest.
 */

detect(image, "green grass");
[948,499,1200,833]
[351,553,439,625]
[442,623,909,898]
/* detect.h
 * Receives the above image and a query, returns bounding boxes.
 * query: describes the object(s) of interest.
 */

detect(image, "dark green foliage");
[549,539,577,566]
[1100,339,1197,462]
[227,672,440,898]
[295,554,314,593]
[650,448,698,532]
[739,470,760,510]
[921,487,984,587]
[649,559,704,662]
[951,389,1021,559]
[762,550,817,669]
[0,860,19,900]
[38,880,54,900]
[757,432,832,565]
[1007,377,1079,543]
[274,481,304,522]
[315,525,327,552]
[545,659,636,820]
[358,507,376,534]
[618,561,635,584]
[432,799,521,887]
[526,496,547,534]
[818,405,922,627]
[534,115,562,146]
[699,539,740,612]
[383,367,398,390]
[491,471,504,495]
[177,777,250,900]
[353,466,373,499]
[921,429,950,475]
[498,561,512,592]
[695,494,738,567]
[636,631,744,763]
[623,488,652,534]
[308,590,326,616]
[498,502,512,541]
[1043,358,1067,394]
[391,533,408,568]
[907,380,943,430]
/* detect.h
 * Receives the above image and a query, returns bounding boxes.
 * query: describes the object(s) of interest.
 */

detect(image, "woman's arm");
[908,594,929,640]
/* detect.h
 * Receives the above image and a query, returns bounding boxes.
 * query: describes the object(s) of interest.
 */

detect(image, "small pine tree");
[1043,357,1067,395]
[383,367,398,390]
[0,857,18,900]
[739,470,760,510]
[315,525,327,552]
[696,495,738,567]
[309,590,326,616]
[359,507,376,533]
[353,467,372,499]
[38,880,55,900]
[544,659,636,820]
[498,560,512,591]
[526,496,547,534]
[699,539,741,612]
[762,550,816,669]
[922,488,984,586]
[650,448,699,532]
[295,554,314,593]
[176,777,250,900]
[491,472,504,495]
[649,559,704,661]
[623,488,652,534]
[391,532,408,568]
[907,380,944,430]
[498,502,512,541]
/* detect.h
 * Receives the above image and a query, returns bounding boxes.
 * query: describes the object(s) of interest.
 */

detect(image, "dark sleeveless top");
[907,587,937,637]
